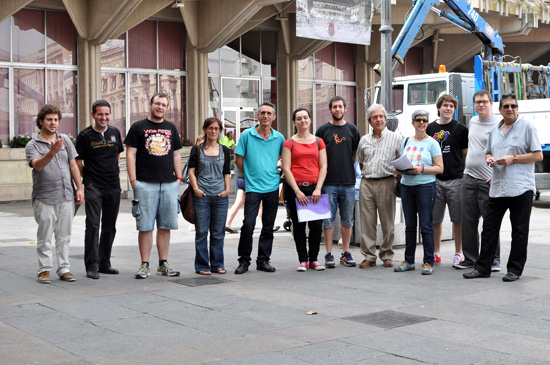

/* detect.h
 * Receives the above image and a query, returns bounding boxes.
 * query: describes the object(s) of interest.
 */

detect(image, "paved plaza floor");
[1,194,550,364]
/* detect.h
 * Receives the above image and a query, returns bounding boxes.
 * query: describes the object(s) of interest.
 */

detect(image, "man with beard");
[315,96,360,268]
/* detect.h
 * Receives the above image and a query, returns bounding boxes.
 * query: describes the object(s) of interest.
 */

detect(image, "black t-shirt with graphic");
[426,119,468,181]
[315,121,360,185]
[76,125,124,188]
[124,119,182,182]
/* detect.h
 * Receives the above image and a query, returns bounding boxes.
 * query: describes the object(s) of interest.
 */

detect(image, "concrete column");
[186,35,208,141]
[77,38,101,131]
[276,35,295,138]
[356,45,369,136]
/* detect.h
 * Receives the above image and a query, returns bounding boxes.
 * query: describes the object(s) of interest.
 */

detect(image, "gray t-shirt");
[25,133,76,204]
[464,114,501,181]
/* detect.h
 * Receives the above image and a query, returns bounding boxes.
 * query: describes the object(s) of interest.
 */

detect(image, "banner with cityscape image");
[296,0,372,45]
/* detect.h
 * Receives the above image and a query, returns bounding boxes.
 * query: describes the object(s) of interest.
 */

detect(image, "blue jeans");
[401,182,437,266]
[322,185,355,229]
[194,195,228,272]
[238,189,279,264]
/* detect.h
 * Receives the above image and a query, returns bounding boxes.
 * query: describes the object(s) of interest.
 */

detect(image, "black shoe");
[235,262,249,275]
[463,269,490,279]
[256,261,276,272]
[225,226,238,234]
[86,269,100,279]
[502,272,520,282]
[98,266,119,275]
[273,226,281,232]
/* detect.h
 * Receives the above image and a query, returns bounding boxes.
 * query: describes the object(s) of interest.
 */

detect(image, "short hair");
[436,94,458,109]
[36,104,62,130]
[366,104,387,121]
[412,109,429,121]
[329,96,346,108]
[258,102,276,115]
[473,89,491,102]
[202,117,223,131]
[499,93,518,108]
[292,108,311,121]
[150,92,169,105]
[226,131,234,137]
[92,100,111,114]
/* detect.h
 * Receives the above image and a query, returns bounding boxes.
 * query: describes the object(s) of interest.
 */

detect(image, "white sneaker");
[452,253,464,267]
[135,263,150,279]
[297,262,308,272]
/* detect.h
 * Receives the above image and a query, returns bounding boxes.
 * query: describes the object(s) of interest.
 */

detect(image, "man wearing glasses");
[464,93,542,282]
[125,93,183,279]
[454,90,501,271]
[76,100,124,279]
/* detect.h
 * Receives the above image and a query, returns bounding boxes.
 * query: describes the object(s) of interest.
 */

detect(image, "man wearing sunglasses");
[76,100,124,279]
[464,94,542,282]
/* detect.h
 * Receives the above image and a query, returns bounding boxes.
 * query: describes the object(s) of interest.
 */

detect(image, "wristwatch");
[513,155,518,163]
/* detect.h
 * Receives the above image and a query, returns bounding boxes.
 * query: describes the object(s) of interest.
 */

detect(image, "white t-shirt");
[464,115,501,181]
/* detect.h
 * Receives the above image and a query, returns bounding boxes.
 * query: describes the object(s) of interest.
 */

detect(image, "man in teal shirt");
[234,102,284,274]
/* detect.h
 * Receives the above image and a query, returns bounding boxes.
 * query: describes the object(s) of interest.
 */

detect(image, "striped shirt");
[356,128,402,178]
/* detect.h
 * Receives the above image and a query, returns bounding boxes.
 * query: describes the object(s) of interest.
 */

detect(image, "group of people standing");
[26,90,541,284]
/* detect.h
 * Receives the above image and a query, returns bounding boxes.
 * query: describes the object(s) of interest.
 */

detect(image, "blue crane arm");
[391,0,504,74]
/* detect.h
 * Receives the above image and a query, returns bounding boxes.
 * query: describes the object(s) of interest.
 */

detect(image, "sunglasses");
[502,104,518,109]
[414,119,428,123]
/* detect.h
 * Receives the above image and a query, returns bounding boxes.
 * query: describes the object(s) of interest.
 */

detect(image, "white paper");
[296,194,331,223]
[387,155,414,170]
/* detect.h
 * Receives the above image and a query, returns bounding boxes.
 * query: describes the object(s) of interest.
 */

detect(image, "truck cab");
[372,72,475,138]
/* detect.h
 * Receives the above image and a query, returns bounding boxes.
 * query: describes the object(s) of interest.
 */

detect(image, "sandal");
[216,268,227,274]
[198,270,211,275]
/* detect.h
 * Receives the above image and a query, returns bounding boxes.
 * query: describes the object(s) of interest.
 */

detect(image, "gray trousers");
[461,175,500,265]
[33,199,74,277]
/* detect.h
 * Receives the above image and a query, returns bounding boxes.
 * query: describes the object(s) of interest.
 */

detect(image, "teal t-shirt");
[235,125,284,193]
[400,137,442,186]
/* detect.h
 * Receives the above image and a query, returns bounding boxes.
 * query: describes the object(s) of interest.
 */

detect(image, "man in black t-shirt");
[76,100,124,279]
[315,96,360,268]
[124,93,183,279]
[426,94,468,267]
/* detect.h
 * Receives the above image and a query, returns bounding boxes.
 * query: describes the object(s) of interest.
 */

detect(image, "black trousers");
[283,183,322,263]
[238,189,279,264]
[475,190,533,276]
[84,184,121,270]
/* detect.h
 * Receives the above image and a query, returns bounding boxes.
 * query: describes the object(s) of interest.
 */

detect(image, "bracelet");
[177,177,183,181]
[421,166,425,173]
[130,179,137,183]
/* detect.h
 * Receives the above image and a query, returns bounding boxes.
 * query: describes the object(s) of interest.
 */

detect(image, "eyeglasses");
[100,135,106,145]
[502,104,518,109]
[414,119,428,123]
[474,100,490,105]
[207,127,220,131]
[152,102,168,108]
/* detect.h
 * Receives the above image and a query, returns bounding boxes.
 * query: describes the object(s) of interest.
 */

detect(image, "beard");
[331,112,344,121]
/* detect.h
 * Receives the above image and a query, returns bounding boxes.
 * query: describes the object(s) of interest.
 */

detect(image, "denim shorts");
[132,181,180,231]
[322,185,355,229]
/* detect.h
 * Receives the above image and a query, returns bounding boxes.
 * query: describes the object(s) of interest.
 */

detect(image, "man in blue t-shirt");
[234,102,285,274]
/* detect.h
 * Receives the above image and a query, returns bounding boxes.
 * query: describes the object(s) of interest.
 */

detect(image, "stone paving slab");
[1,195,550,363]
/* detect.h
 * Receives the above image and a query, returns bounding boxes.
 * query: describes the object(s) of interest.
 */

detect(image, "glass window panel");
[336,85,356,125]
[158,22,183,71]
[13,9,45,64]
[208,76,221,119]
[0,69,8,145]
[315,84,335,127]
[222,78,259,109]
[241,32,261,76]
[219,46,240,76]
[336,43,354,81]
[129,73,157,125]
[46,11,76,65]
[128,21,156,69]
[101,35,126,68]
[208,50,220,74]
[298,55,314,79]
[315,44,335,80]
[262,79,276,106]
[298,82,313,117]
[14,68,45,136]
[0,18,10,62]
[101,72,127,138]
[46,70,76,138]
[159,74,184,135]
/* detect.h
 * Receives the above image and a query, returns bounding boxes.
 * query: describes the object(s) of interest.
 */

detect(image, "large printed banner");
[296,0,372,45]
